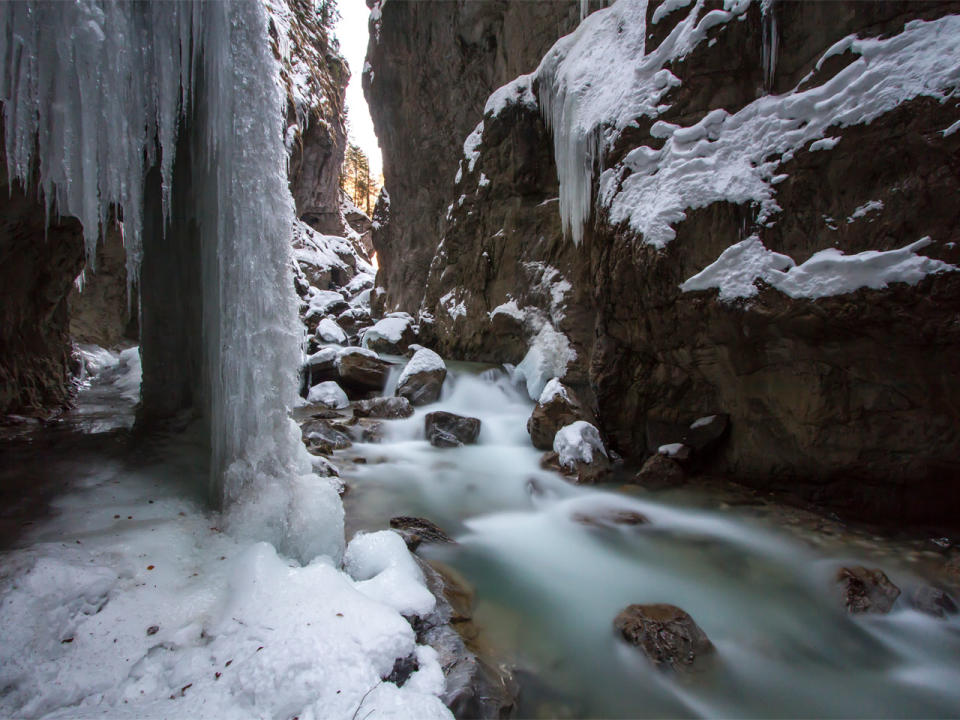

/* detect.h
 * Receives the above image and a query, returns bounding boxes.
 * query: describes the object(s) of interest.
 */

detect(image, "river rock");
[425,411,481,447]
[390,516,456,551]
[301,418,353,455]
[909,585,958,618]
[527,378,583,451]
[613,603,713,671]
[354,396,414,419]
[362,316,417,354]
[337,306,372,336]
[299,347,339,396]
[551,421,611,484]
[571,508,648,528]
[396,348,447,406]
[306,381,349,409]
[633,453,686,490]
[316,316,347,344]
[836,566,901,614]
[336,347,390,396]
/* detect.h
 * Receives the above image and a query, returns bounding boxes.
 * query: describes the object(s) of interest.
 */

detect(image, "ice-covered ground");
[0,353,452,720]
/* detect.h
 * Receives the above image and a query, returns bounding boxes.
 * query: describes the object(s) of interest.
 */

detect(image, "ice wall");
[0,1,342,562]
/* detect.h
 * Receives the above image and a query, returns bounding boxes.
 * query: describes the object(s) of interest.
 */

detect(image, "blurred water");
[342,363,960,719]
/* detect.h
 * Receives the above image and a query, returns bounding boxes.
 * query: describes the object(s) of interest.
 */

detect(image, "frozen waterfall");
[0,1,343,562]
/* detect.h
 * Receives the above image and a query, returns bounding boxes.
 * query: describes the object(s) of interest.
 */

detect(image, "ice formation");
[0,1,341,561]
[554,420,607,469]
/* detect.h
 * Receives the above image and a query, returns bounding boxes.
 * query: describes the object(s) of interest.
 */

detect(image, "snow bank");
[398,348,446,386]
[0,446,450,719]
[344,531,437,617]
[681,235,957,301]
[307,381,349,409]
[317,317,348,344]
[554,421,608,469]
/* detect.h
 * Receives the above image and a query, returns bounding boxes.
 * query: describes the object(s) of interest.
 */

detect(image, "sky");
[335,0,383,176]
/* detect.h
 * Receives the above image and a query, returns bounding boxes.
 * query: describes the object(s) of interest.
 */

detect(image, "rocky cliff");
[365,0,960,524]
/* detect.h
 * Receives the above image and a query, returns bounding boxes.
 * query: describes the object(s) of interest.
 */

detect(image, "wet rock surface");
[300,418,352,456]
[634,454,686,490]
[614,603,714,672]
[836,566,902,614]
[527,382,584,451]
[425,411,481,448]
[909,585,957,618]
[389,516,455,551]
[353,396,414,419]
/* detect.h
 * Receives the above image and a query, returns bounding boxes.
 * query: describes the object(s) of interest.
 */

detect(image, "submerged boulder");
[396,348,447,406]
[527,378,583,451]
[354,396,414,419]
[614,603,713,671]
[836,566,901,614]
[425,411,481,448]
[336,347,390,396]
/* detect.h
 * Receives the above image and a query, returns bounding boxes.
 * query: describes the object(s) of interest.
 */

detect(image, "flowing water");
[342,362,960,719]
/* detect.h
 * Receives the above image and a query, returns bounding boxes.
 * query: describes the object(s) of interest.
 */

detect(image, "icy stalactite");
[0,1,342,563]
[761,0,779,93]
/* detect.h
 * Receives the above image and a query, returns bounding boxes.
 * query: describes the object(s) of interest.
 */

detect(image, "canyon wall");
[365,0,960,524]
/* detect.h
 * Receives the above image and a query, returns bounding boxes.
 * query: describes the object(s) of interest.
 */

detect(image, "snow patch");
[847,199,884,223]
[681,235,957,301]
[554,421,607,469]
[538,377,571,405]
[362,317,412,348]
[316,318,348,344]
[398,348,446,386]
[344,531,436,617]
[306,381,349,409]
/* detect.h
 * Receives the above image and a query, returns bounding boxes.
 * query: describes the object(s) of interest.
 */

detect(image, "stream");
[3,355,960,718]
[343,361,960,719]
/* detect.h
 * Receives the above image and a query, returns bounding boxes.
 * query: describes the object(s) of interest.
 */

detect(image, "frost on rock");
[307,381,349,409]
[554,421,608,469]
[681,235,958,301]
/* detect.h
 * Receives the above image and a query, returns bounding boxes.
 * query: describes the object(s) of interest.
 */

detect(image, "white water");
[0,1,340,561]
[343,365,960,718]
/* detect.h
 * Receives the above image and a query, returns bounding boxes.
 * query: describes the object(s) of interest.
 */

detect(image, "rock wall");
[366,0,960,524]
[0,162,84,416]
[363,0,584,312]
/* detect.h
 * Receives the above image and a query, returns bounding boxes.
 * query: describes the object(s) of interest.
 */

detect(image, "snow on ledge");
[681,235,957,301]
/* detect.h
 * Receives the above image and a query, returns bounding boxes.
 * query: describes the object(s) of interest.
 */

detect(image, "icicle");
[0,0,342,563]
[761,0,778,93]
[580,0,590,22]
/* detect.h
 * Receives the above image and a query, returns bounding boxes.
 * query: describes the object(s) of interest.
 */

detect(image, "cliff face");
[363,0,583,312]
[365,0,960,524]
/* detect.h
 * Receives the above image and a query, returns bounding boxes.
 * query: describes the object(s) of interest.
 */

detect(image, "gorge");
[1,0,959,718]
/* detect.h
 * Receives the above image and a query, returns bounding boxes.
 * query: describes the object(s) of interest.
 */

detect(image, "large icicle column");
[0,1,343,561]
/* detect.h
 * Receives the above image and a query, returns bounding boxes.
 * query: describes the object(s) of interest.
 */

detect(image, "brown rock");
[336,351,390,396]
[390,516,456,551]
[571,509,648,528]
[836,566,901,614]
[633,454,686,490]
[396,350,447,406]
[527,381,583,451]
[425,411,481,447]
[909,585,957,618]
[613,604,713,671]
[354,396,414,419]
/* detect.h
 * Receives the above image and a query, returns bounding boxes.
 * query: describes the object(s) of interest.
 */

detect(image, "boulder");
[836,566,901,614]
[527,378,583,451]
[613,604,713,671]
[336,347,390,396]
[298,347,339,397]
[354,396,414,419]
[362,316,417,355]
[397,348,447,406]
[301,418,353,455]
[633,453,686,490]
[909,585,958,618]
[645,414,730,463]
[425,411,481,447]
[306,381,349,409]
[551,421,611,484]
[571,508,648,528]
[337,307,372,336]
[316,317,348,344]
[389,516,456,551]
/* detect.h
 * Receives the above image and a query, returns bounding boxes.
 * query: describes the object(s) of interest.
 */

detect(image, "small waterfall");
[0,0,342,562]
[761,0,779,93]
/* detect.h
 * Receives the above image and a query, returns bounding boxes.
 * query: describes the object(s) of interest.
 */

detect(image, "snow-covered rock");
[553,421,608,470]
[362,316,417,355]
[307,381,349,409]
[396,348,447,406]
[316,317,348,344]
